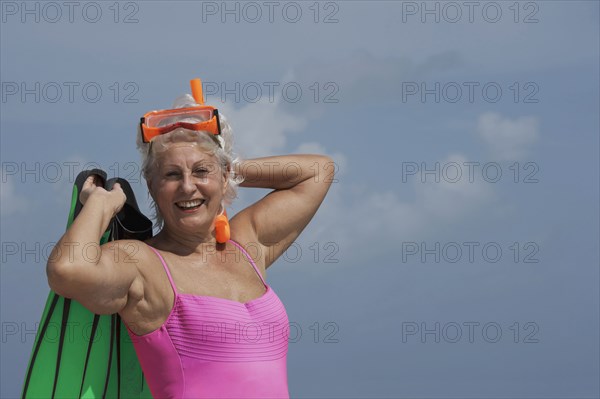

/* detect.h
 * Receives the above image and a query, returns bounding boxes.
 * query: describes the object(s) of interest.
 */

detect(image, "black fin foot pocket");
[106,177,153,241]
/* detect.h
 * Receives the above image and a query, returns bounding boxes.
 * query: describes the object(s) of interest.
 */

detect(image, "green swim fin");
[21,170,154,398]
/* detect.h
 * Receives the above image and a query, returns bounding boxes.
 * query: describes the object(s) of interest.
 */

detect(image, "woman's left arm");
[231,154,335,269]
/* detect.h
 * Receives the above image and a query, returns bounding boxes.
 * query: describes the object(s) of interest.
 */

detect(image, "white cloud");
[302,153,500,261]
[47,155,91,207]
[289,49,464,107]
[416,153,495,221]
[293,141,347,176]
[477,112,540,161]
[299,112,540,260]
[219,98,308,158]
[1,179,29,217]
[294,142,326,154]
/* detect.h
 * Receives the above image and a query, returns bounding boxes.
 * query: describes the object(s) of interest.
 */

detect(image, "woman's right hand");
[49,174,141,315]
[79,174,127,216]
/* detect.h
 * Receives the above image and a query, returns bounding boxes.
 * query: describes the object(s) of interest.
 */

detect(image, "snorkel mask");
[140,78,222,145]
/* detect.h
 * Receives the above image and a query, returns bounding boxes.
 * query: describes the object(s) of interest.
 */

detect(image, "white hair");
[136,94,243,229]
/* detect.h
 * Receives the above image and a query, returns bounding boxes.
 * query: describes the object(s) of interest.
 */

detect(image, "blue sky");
[1,1,599,398]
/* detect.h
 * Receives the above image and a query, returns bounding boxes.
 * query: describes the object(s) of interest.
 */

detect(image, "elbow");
[46,261,72,298]
[316,155,336,188]
[314,154,333,164]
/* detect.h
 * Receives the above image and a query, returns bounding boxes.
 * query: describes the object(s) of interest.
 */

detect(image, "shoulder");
[229,217,266,272]
[117,239,172,321]
[108,239,162,300]
[100,239,156,262]
[229,209,258,247]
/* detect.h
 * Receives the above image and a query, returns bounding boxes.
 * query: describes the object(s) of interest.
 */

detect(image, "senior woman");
[46,89,333,398]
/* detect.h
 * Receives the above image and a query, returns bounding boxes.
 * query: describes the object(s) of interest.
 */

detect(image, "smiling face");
[148,143,228,235]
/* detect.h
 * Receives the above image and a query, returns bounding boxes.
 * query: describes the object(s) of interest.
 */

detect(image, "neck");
[153,225,221,256]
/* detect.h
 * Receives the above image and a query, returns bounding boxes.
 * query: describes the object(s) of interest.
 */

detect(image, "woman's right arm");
[47,178,143,315]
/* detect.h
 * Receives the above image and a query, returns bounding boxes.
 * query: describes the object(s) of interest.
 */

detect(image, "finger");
[111,182,127,201]
[84,174,103,188]
[111,182,124,192]
[91,174,104,187]
[83,175,96,189]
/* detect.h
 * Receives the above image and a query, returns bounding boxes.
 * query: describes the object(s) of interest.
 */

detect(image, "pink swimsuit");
[125,240,290,398]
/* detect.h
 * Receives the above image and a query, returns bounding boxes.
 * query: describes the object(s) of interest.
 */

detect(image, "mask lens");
[145,108,214,128]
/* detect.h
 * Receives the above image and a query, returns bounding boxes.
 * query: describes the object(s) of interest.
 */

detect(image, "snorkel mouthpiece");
[215,210,230,244]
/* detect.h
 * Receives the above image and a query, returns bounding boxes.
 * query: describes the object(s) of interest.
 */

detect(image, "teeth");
[176,199,204,209]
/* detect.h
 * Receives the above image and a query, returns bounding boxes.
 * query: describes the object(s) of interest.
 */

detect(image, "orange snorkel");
[190,78,205,105]
[191,78,231,244]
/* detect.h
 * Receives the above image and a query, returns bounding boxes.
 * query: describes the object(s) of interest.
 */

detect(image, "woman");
[46,91,334,398]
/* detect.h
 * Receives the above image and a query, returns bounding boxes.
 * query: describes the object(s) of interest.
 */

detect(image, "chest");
[123,245,268,336]
[166,288,290,362]
[162,253,267,301]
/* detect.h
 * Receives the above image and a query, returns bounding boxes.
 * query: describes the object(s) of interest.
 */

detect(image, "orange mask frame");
[139,78,221,144]
[139,106,221,143]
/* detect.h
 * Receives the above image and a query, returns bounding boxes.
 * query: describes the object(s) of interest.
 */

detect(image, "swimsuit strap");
[146,241,266,293]
[147,245,178,297]
[229,239,267,287]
